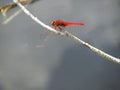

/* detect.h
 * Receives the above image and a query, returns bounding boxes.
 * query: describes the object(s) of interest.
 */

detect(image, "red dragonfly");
[37,19,84,48]
[51,19,84,31]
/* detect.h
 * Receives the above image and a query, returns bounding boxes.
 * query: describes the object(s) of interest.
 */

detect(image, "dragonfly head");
[50,21,56,26]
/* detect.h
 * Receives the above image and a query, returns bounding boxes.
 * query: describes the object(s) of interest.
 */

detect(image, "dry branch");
[13,0,120,64]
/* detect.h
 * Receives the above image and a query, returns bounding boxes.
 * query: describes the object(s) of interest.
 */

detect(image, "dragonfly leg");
[58,26,65,31]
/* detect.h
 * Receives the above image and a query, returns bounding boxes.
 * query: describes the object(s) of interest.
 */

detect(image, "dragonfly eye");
[51,21,56,26]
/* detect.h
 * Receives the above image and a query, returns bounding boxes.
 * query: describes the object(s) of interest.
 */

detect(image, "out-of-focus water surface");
[0,0,120,90]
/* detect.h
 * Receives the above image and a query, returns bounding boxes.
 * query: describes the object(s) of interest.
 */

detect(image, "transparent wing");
[36,29,54,48]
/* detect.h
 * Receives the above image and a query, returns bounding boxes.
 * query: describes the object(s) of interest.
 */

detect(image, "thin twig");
[13,0,120,64]
[2,9,22,24]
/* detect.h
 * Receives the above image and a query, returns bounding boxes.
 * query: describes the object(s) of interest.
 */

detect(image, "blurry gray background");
[0,0,120,90]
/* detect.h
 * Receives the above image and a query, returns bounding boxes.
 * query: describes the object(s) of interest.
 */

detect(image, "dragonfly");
[37,19,85,48]
[51,19,84,31]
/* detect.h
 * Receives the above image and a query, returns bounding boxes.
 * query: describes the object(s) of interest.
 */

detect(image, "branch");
[13,0,120,64]
[0,0,40,17]
[3,9,22,24]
